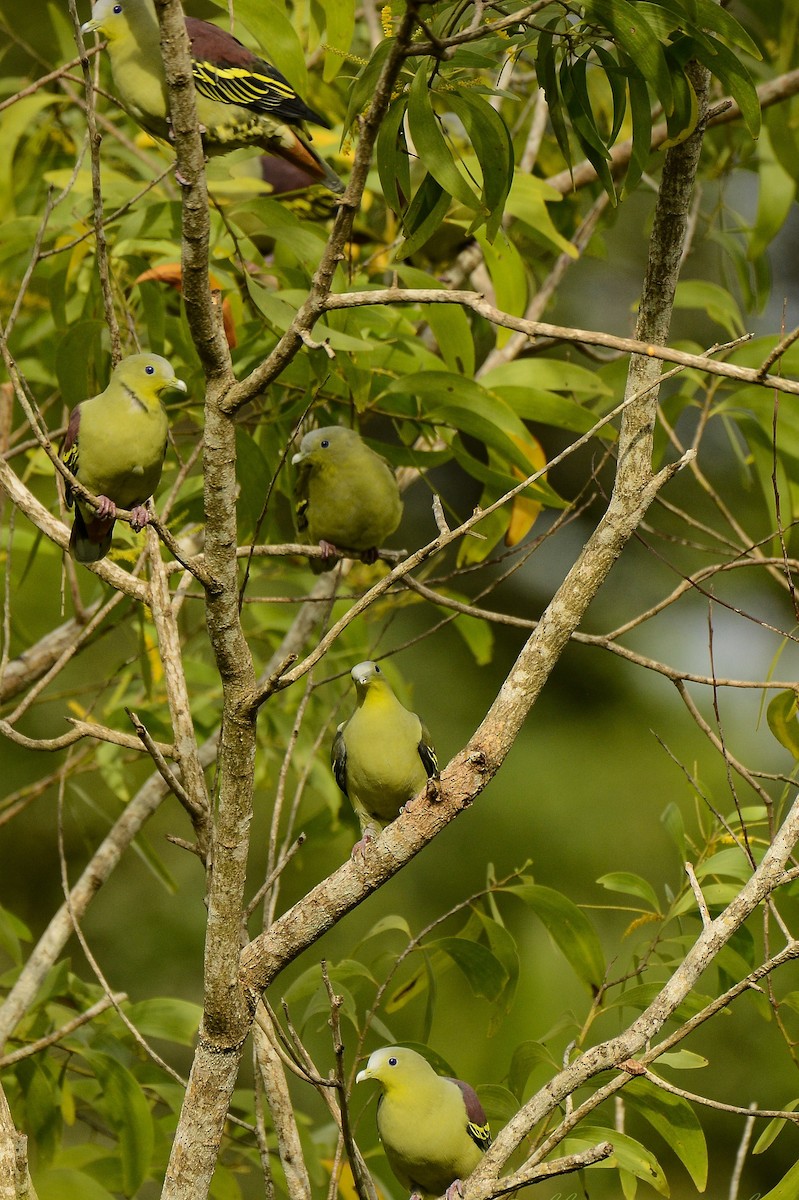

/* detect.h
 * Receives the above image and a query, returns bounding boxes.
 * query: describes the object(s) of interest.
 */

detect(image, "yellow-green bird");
[81,0,344,193]
[356,1046,491,1200]
[60,352,186,562]
[332,661,437,853]
[292,426,403,571]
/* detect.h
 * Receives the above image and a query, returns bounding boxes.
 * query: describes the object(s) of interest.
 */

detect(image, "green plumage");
[292,426,403,571]
[60,352,185,562]
[332,661,437,849]
[356,1046,491,1200]
[81,0,344,192]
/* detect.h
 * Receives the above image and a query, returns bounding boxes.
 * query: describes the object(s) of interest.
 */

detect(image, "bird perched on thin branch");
[356,1045,491,1200]
[60,352,186,562]
[292,426,403,571]
[332,661,437,854]
[81,0,344,194]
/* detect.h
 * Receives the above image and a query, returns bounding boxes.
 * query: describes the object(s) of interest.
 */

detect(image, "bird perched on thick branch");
[60,352,186,562]
[292,426,403,571]
[81,0,344,193]
[332,661,438,853]
[357,1045,491,1200]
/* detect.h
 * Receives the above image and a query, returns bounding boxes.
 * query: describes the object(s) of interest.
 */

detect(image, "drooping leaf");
[507,883,605,990]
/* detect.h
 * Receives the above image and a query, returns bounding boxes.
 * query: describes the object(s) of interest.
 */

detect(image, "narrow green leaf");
[582,0,674,115]
[751,128,797,261]
[430,937,509,1002]
[536,23,573,172]
[692,34,760,137]
[623,56,652,196]
[446,90,513,238]
[507,883,605,990]
[594,44,628,145]
[376,97,410,216]
[406,67,481,211]
[476,1084,518,1125]
[627,1079,708,1190]
[344,38,394,133]
[316,0,355,81]
[767,690,799,758]
[395,173,451,259]
[597,872,661,913]
[753,1098,799,1155]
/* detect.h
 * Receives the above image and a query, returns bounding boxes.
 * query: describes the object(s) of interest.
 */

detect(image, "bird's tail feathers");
[276,131,345,195]
[70,507,114,563]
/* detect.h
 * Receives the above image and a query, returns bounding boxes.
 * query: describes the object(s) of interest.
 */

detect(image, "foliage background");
[3,0,799,1198]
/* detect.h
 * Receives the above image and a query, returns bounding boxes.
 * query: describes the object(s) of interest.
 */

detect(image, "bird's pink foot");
[129,504,151,532]
[444,1181,464,1200]
[95,495,116,520]
[350,832,375,860]
[319,539,340,562]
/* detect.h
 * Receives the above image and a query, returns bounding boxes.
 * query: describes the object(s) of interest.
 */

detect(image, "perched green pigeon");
[357,1045,491,1200]
[332,661,437,853]
[60,352,185,562]
[292,426,402,571]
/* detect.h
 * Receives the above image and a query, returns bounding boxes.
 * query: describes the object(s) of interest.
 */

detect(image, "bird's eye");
[145,364,155,375]
[374,665,382,673]
[113,3,122,10]
[388,1056,397,1067]
[320,438,330,449]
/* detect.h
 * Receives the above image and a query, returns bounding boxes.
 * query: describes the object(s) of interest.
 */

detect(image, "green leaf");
[406,67,481,212]
[35,1169,117,1200]
[627,1078,708,1190]
[581,0,674,116]
[508,1040,557,1099]
[429,937,509,1001]
[126,997,202,1046]
[753,1098,799,1155]
[474,229,527,345]
[504,174,577,257]
[446,89,513,238]
[767,690,799,757]
[507,884,605,990]
[748,127,791,258]
[395,173,452,259]
[597,872,661,913]
[376,98,411,217]
[661,801,687,860]
[480,357,611,397]
[316,0,355,81]
[79,1052,154,1194]
[565,1125,668,1195]
[657,1049,708,1070]
[535,23,573,172]
[673,280,744,338]
[692,33,761,137]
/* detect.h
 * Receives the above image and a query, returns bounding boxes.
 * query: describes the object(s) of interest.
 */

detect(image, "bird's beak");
[170,377,188,394]
[81,17,100,34]
[291,451,305,466]
[355,1067,372,1084]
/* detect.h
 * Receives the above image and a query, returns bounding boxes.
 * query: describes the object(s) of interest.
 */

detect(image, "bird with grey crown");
[332,661,437,855]
[357,1045,491,1200]
[81,0,344,193]
[292,426,403,571]
[60,352,186,562]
